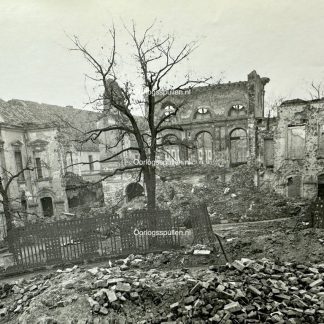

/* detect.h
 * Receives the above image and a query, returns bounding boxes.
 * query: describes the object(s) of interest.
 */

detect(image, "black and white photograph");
[0,1,323,323]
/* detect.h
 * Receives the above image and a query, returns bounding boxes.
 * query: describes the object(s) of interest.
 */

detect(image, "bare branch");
[4,164,35,193]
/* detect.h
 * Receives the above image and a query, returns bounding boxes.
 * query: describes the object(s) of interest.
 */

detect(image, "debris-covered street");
[0,218,323,324]
[1,1,324,323]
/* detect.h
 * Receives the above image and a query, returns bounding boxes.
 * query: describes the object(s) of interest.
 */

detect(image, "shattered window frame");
[14,150,25,182]
[264,137,274,168]
[286,124,306,160]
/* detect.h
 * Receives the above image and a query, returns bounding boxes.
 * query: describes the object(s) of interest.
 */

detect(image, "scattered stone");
[87,268,99,276]
[184,296,196,304]
[130,292,139,299]
[0,308,7,316]
[248,285,262,296]
[115,282,131,293]
[224,301,241,313]
[29,285,38,291]
[0,255,324,323]
[105,290,117,303]
[99,307,109,315]
[106,278,125,285]
[170,302,179,310]
[310,278,323,288]
[232,260,245,271]
[193,250,211,255]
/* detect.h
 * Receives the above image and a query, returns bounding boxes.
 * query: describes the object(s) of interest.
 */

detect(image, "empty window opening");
[35,157,43,179]
[88,155,94,171]
[40,197,54,217]
[228,104,247,117]
[14,151,25,181]
[287,176,301,198]
[287,125,305,160]
[230,128,248,166]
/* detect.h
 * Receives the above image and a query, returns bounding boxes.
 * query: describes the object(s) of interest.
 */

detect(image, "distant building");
[0,99,102,223]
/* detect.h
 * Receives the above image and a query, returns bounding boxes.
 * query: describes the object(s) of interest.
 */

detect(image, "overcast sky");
[0,0,323,109]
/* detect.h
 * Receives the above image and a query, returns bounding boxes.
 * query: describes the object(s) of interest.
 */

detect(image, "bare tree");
[309,81,324,100]
[265,95,286,119]
[70,23,211,210]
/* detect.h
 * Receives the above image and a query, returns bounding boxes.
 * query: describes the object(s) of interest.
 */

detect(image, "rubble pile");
[226,227,324,264]
[158,165,304,225]
[0,254,323,323]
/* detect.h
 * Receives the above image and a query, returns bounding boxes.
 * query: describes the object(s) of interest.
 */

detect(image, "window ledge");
[285,158,305,161]
[230,162,248,167]
[36,177,52,182]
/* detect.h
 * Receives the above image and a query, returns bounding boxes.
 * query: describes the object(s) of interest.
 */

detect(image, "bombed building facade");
[0,99,103,225]
[100,71,324,204]
[267,98,324,199]
[155,70,270,167]
[99,70,272,203]
[2,70,324,225]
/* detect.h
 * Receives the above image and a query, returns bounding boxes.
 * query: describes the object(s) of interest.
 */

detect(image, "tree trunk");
[143,165,157,248]
[3,195,12,234]
[0,178,12,235]
[144,166,156,210]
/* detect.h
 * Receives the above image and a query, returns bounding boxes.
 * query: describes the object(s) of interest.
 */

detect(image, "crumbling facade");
[266,98,324,199]
[99,71,271,204]
[99,71,324,204]
[4,71,322,218]
[156,70,270,168]
[0,99,102,223]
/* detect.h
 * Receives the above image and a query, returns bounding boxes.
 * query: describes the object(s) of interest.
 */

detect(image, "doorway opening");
[318,175,324,198]
[40,197,54,217]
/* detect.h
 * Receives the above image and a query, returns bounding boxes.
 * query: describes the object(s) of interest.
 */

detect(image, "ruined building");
[99,71,272,203]
[100,71,324,203]
[156,78,324,200]
[0,99,103,224]
[2,70,323,228]
[155,70,270,167]
[266,98,324,199]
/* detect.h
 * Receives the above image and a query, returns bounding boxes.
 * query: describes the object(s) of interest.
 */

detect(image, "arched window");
[318,174,324,198]
[193,107,211,120]
[40,197,54,217]
[162,134,180,162]
[162,104,177,123]
[164,105,176,116]
[230,128,248,166]
[195,132,213,164]
[228,104,247,117]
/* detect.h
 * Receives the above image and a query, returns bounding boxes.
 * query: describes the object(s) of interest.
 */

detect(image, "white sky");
[0,0,323,109]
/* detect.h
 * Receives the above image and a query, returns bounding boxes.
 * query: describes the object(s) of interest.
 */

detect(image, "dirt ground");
[214,217,324,264]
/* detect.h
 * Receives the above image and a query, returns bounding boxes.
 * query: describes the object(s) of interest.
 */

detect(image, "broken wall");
[271,99,324,199]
